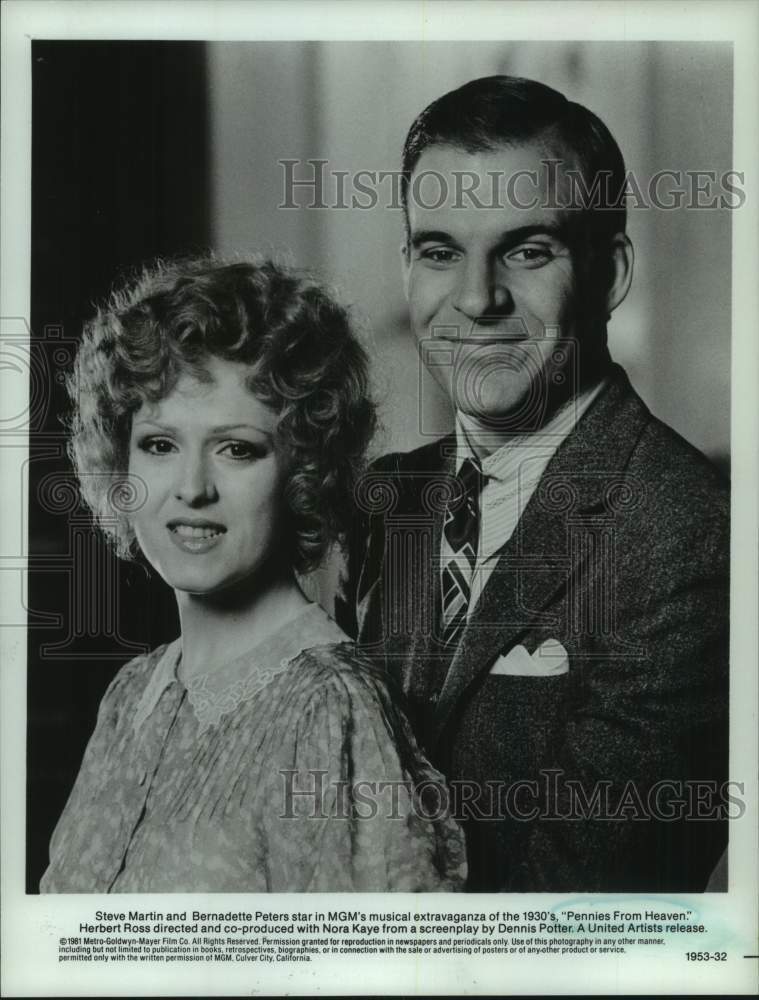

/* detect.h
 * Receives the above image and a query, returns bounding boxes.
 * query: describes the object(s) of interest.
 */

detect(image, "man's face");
[403,141,601,437]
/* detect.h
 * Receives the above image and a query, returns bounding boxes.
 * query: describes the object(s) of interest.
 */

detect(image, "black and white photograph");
[2,1,757,996]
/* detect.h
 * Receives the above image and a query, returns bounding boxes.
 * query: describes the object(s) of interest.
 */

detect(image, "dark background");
[27,41,210,890]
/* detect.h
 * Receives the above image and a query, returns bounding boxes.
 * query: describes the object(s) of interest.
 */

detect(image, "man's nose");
[174,452,218,505]
[452,258,512,320]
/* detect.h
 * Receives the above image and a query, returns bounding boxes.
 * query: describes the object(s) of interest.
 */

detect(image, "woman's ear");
[605,233,634,316]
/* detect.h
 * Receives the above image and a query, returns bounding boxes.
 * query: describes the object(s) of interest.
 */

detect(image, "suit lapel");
[431,366,653,746]
[408,438,457,693]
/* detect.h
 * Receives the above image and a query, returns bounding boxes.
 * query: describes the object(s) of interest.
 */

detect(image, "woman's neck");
[174,572,311,680]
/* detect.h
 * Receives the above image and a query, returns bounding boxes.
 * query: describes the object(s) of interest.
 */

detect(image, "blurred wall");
[208,41,732,466]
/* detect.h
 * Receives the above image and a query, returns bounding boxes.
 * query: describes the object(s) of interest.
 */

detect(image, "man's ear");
[400,241,411,299]
[606,233,634,316]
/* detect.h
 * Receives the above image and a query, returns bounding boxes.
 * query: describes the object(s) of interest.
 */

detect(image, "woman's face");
[127,357,284,597]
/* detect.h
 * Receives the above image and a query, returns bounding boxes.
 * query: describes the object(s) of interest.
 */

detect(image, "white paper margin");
[1,1,757,996]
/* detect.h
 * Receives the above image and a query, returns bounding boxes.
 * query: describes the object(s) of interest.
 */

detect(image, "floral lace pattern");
[183,605,348,732]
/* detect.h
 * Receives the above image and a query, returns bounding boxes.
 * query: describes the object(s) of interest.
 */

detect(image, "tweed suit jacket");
[336,365,729,892]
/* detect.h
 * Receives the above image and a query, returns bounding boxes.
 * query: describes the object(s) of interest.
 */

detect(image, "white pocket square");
[489,639,569,677]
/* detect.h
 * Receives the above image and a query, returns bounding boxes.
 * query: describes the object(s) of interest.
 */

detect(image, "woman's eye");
[219,441,266,461]
[139,437,175,455]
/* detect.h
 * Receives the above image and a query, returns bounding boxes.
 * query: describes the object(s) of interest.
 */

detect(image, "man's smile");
[436,334,531,344]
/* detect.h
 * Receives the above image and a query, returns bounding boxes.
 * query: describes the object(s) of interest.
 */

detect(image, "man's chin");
[453,376,547,436]
[456,405,542,443]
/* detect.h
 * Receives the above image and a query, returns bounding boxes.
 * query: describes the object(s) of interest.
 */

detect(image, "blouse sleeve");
[259,646,467,892]
[39,650,163,893]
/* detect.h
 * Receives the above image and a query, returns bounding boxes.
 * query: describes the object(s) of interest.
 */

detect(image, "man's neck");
[457,370,609,461]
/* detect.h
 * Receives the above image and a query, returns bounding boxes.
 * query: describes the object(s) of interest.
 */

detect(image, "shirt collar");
[133,603,348,734]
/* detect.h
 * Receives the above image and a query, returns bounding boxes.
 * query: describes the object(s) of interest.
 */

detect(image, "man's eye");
[419,247,460,265]
[505,245,553,266]
[139,437,175,455]
[219,441,266,461]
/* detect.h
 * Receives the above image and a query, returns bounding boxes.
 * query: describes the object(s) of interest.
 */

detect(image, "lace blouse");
[40,604,466,892]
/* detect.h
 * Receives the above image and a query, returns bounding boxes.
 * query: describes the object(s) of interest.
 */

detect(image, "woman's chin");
[171,568,274,607]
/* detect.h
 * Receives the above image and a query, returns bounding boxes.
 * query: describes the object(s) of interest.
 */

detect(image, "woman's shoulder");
[106,642,173,689]
[97,640,179,720]
[262,604,388,703]
[288,641,389,701]
[282,642,415,756]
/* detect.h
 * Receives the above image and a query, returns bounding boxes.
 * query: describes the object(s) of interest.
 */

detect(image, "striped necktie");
[441,456,483,646]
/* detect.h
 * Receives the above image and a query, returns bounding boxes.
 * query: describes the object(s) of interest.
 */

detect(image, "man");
[336,76,729,892]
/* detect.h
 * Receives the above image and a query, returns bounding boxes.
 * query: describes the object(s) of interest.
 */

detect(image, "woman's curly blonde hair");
[67,254,377,572]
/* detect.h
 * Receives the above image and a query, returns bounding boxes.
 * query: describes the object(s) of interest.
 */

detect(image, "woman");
[41,255,465,892]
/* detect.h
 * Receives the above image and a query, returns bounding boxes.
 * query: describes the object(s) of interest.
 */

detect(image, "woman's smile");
[168,519,228,553]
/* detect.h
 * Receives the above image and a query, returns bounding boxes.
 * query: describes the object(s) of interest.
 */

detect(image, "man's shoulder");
[543,368,729,574]
[349,437,454,530]
[368,435,454,478]
[633,411,728,504]
[593,375,730,563]
[603,371,728,510]
[578,366,728,509]
[628,414,729,569]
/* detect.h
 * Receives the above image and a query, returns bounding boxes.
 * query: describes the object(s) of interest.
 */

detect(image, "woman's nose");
[174,453,218,505]
[452,258,512,321]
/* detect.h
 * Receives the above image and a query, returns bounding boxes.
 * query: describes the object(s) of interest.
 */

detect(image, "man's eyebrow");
[409,223,570,250]
[409,229,458,249]
[497,223,569,246]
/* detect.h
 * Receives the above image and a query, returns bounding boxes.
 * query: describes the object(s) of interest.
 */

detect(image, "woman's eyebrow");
[209,423,273,438]
[131,420,272,437]
[131,418,174,431]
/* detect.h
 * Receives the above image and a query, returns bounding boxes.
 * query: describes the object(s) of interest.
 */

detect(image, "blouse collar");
[133,603,349,734]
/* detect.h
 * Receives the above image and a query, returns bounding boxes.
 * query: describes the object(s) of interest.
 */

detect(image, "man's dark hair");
[401,75,627,248]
